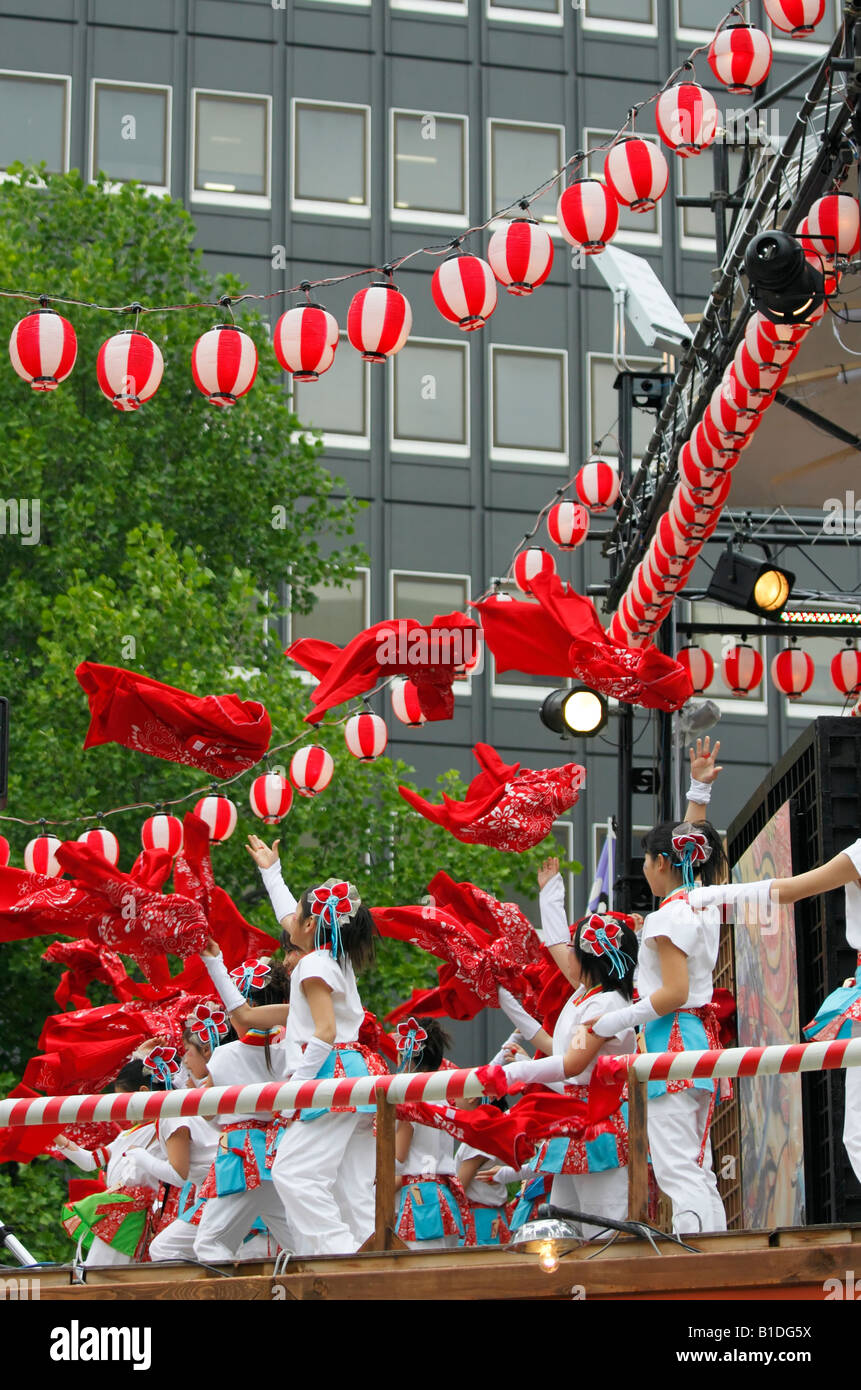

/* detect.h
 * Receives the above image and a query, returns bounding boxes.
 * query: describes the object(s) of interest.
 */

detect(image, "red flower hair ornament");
[671,822,712,889]
[187,1002,229,1050]
[395,1016,429,1071]
[309,876,361,956]
[142,1045,180,1090]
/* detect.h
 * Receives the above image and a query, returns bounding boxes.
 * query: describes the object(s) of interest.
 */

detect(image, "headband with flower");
[671,823,712,890]
[309,877,360,957]
[578,913,634,980]
[229,958,272,999]
[395,1017,428,1072]
[187,1001,229,1051]
[142,1045,180,1090]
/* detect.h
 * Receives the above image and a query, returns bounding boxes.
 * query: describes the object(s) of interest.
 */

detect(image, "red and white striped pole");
[625,1035,861,1085]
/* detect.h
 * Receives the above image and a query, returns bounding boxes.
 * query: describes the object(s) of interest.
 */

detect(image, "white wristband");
[591,996,660,1038]
[201,950,247,1014]
[292,1036,333,1083]
[686,776,712,805]
[497,988,542,1042]
[259,859,298,926]
[488,1031,525,1067]
[538,875,570,947]
[688,880,775,928]
[505,1055,567,1087]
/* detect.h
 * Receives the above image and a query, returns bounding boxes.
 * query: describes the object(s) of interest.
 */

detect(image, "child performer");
[394,1019,465,1250]
[497,913,638,1238]
[270,876,386,1256]
[456,1135,512,1247]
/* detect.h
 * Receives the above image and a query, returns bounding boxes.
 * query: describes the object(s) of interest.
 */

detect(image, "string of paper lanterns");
[672,638,861,704]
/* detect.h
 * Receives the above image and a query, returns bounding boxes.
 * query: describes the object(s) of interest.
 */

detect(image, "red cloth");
[473,572,693,712]
[56,842,208,964]
[76,661,271,778]
[398,743,585,851]
[171,812,275,967]
[42,939,149,1009]
[358,1010,399,1066]
[287,611,480,724]
[377,872,550,1025]
[0,866,101,946]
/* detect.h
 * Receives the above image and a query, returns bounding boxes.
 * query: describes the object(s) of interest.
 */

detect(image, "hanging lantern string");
[0,8,756,323]
[0,669,400,832]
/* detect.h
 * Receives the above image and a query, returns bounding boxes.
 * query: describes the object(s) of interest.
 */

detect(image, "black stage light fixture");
[705,549,795,618]
[743,229,825,325]
[540,686,608,738]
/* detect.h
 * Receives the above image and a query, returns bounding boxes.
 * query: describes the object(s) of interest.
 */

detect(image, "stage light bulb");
[754,569,791,612]
[538,1242,560,1273]
[561,689,604,735]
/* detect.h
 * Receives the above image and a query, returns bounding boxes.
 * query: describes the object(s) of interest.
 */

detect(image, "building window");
[678,146,744,251]
[584,128,661,245]
[490,346,568,465]
[292,333,370,449]
[688,600,767,715]
[0,71,70,174]
[586,352,663,462]
[292,100,370,218]
[90,81,170,191]
[581,0,657,33]
[675,0,718,36]
[392,0,468,16]
[284,570,371,661]
[391,571,473,686]
[487,120,564,231]
[390,338,469,456]
[391,110,467,227]
[191,90,271,207]
[486,0,563,28]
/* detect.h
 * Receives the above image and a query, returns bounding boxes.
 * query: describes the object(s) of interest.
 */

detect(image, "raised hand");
[689,737,723,785]
[537,855,560,890]
[246,834,280,870]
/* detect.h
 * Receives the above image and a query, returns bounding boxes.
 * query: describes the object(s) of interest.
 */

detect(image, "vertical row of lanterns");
[676,639,861,702]
[609,186,860,653]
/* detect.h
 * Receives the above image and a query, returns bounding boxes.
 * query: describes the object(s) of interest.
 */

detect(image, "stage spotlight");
[540,687,608,737]
[510,1217,583,1270]
[705,549,795,618]
[743,230,825,325]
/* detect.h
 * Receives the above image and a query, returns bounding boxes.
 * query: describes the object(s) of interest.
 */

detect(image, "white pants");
[149,1218,199,1263]
[844,1053,861,1184]
[648,1089,727,1235]
[193,1185,296,1264]
[84,1234,133,1266]
[271,1111,376,1256]
[549,1168,628,1240]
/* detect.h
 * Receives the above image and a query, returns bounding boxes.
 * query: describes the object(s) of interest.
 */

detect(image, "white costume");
[193,1034,297,1264]
[147,1112,219,1262]
[637,891,726,1236]
[396,1120,460,1250]
[270,950,378,1256]
[64,1122,162,1266]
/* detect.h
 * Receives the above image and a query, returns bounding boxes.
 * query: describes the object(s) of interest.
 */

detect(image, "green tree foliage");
[0,171,578,1259]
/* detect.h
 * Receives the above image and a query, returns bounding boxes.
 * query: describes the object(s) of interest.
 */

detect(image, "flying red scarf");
[76,662,272,777]
[473,572,692,712]
[399,743,585,851]
[287,611,480,723]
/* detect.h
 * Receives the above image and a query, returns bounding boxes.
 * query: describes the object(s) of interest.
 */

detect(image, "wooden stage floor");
[28,1223,861,1301]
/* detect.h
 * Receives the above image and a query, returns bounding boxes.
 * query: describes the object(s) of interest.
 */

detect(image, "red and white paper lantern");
[733,342,789,397]
[290,745,334,797]
[604,139,669,213]
[720,366,774,420]
[771,646,814,700]
[676,644,715,694]
[391,678,427,727]
[707,383,759,448]
[193,795,238,842]
[141,813,184,858]
[655,510,701,563]
[744,313,801,369]
[24,835,63,877]
[556,180,619,254]
[763,0,825,37]
[708,23,772,93]
[487,219,554,296]
[273,304,339,382]
[77,827,120,865]
[344,712,388,761]
[678,439,732,496]
[806,193,861,264]
[9,309,77,392]
[722,642,764,696]
[655,84,719,158]
[513,547,556,594]
[191,324,258,407]
[831,645,861,698]
[96,330,164,411]
[547,500,589,550]
[0,836,8,868]
[575,459,620,512]
[347,282,412,363]
[249,773,293,824]
[431,253,497,332]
